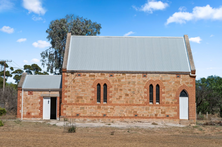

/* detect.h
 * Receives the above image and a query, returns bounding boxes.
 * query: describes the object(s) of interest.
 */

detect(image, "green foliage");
[0,62,9,68]
[24,65,32,75]
[12,69,24,84]
[41,14,102,74]
[23,64,48,75]
[197,114,205,120]
[196,76,222,116]
[6,82,17,89]
[0,70,12,80]
[68,126,76,133]
[0,120,3,127]
[0,77,4,88]
[0,107,7,116]
[0,62,12,82]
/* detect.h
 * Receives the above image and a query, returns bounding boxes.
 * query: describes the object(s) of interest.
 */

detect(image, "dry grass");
[0,120,222,147]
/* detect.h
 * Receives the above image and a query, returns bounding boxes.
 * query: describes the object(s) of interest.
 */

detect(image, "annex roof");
[22,75,62,90]
[65,35,193,73]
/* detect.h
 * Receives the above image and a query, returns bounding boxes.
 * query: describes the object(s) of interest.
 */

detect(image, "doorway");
[43,97,57,120]
[179,90,188,119]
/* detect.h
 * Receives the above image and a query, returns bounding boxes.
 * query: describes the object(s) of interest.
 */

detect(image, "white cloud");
[210,34,214,37]
[178,6,187,12]
[32,40,50,48]
[166,5,222,25]
[0,0,14,12]
[17,38,27,43]
[31,58,39,63]
[23,60,28,64]
[0,26,14,34]
[124,31,135,36]
[189,37,202,43]
[23,0,46,15]
[133,0,169,13]
[32,15,43,21]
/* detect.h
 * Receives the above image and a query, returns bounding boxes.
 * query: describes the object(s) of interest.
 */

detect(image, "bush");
[0,120,3,126]
[68,126,76,133]
[197,114,205,120]
[0,107,6,116]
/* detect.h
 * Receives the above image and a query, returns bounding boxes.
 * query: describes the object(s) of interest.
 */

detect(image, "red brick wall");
[17,91,60,120]
[61,73,196,122]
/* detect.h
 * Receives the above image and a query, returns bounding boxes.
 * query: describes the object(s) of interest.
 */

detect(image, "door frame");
[179,96,189,119]
[43,97,51,120]
[43,97,57,120]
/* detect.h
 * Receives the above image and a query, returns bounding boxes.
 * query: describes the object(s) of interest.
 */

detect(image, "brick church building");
[17,34,196,124]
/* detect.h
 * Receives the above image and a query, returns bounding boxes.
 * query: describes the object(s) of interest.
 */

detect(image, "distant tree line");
[196,76,222,117]
[0,62,48,87]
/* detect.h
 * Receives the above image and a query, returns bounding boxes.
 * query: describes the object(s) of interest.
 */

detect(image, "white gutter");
[21,90,23,120]
[190,73,196,77]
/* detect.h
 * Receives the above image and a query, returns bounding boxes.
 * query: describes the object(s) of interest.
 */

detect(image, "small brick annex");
[17,34,196,124]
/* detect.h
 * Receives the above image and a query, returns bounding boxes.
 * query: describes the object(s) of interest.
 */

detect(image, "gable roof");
[64,35,195,74]
[22,75,62,90]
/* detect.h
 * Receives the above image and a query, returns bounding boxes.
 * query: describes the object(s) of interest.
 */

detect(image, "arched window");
[97,84,101,103]
[180,90,188,97]
[156,84,160,104]
[103,84,107,103]
[149,84,153,104]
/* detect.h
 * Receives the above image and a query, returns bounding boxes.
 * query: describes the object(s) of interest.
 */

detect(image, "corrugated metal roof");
[67,36,191,72]
[22,75,62,90]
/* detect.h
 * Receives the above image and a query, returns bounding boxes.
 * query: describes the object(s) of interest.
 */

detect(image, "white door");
[43,97,51,119]
[179,97,188,119]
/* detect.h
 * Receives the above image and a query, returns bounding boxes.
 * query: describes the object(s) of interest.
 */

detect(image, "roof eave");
[62,33,71,70]
[18,72,27,88]
[66,70,191,75]
[184,35,196,75]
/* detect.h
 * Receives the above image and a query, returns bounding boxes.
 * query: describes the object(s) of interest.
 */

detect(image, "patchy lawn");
[0,120,222,147]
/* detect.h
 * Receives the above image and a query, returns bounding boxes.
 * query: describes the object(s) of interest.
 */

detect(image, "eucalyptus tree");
[41,14,102,74]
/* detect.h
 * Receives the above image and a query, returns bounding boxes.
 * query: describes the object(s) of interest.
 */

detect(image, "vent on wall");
[76,114,79,116]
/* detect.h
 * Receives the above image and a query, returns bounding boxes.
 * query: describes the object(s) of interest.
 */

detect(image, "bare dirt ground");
[0,120,222,147]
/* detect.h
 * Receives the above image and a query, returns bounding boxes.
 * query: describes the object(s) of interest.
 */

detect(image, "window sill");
[103,102,107,104]
[156,102,159,104]
[149,102,153,104]
[97,102,100,104]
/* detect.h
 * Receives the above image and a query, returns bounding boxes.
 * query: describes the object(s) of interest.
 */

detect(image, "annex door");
[43,97,51,119]
[179,90,188,119]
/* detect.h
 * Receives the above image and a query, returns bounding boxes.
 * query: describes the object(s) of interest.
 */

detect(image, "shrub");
[0,107,6,116]
[197,114,205,120]
[0,120,3,127]
[68,126,76,133]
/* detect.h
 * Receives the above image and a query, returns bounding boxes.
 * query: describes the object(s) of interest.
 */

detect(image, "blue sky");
[0,0,222,83]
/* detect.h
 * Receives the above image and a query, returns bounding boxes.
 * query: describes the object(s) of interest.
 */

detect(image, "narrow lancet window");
[156,84,160,104]
[97,84,101,103]
[149,84,153,104]
[180,90,188,97]
[103,84,107,103]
